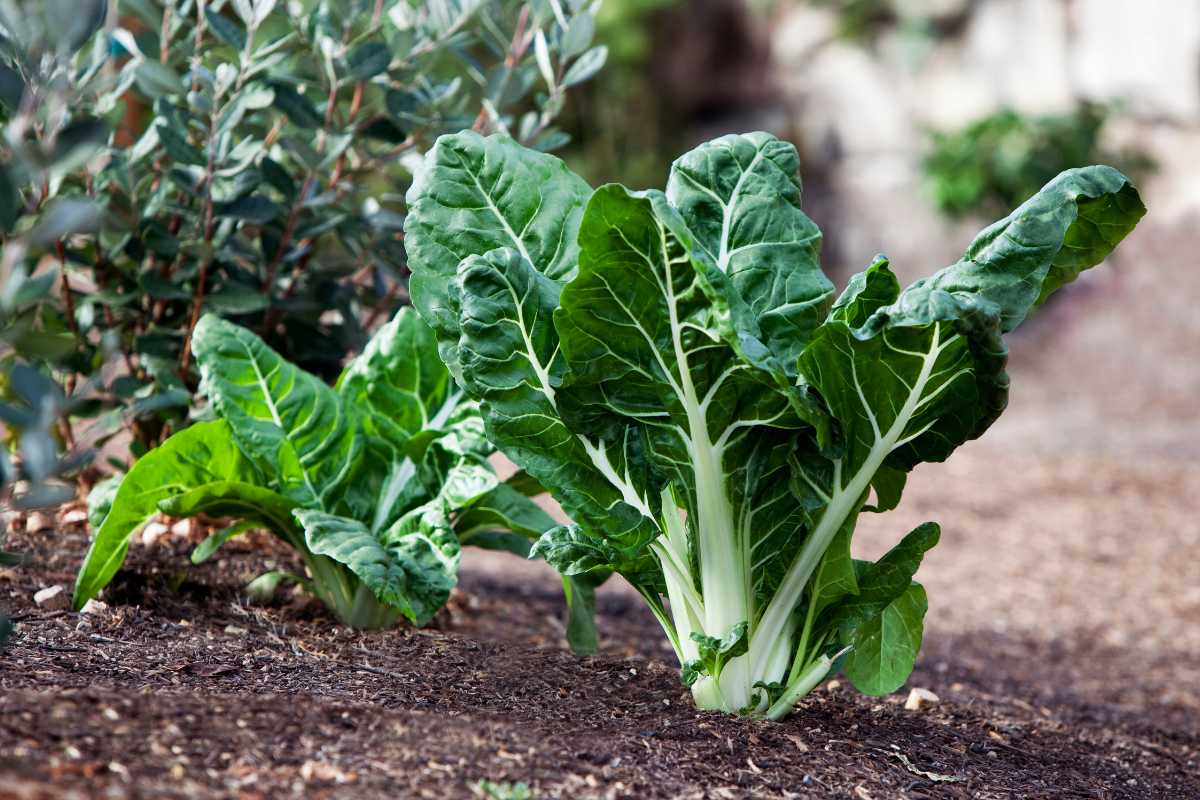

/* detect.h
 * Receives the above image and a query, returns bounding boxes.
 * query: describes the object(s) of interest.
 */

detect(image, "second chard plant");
[73,310,584,639]
[405,131,1144,718]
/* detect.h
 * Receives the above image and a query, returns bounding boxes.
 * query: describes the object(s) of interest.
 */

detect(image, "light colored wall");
[772,0,1200,280]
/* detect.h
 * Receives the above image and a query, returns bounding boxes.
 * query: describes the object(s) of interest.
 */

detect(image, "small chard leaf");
[245,570,303,603]
[85,474,121,529]
[842,582,928,696]
[377,503,462,626]
[435,461,499,510]
[531,524,626,576]
[296,509,412,613]
[688,621,749,683]
[828,522,940,637]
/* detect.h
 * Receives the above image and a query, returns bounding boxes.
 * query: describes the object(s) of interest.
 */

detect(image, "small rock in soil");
[140,521,170,546]
[25,512,54,534]
[60,508,88,525]
[300,760,356,784]
[80,599,109,616]
[904,687,940,711]
[33,585,68,610]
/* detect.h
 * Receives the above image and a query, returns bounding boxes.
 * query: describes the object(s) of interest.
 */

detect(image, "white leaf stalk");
[644,324,955,715]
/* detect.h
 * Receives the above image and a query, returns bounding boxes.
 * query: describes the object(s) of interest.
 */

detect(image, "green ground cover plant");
[72,309,584,635]
[404,130,1145,718]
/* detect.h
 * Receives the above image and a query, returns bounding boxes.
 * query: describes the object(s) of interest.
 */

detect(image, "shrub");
[923,103,1153,218]
[0,0,605,468]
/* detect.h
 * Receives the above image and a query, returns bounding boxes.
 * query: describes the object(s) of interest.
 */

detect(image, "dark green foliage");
[923,103,1154,218]
[0,0,604,472]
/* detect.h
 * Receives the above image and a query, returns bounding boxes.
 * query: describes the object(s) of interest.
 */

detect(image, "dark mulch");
[0,515,1195,800]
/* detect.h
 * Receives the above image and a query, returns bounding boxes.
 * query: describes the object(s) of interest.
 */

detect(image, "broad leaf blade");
[157,480,300,537]
[405,131,591,376]
[378,503,462,626]
[841,583,928,696]
[296,510,412,613]
[894,165,1146,334]
[667,132,834,370]
[456,247,661,552]
[454,483,558,542]
[192,314,363,512]
[337,307,458,454]
[73,420,258,608]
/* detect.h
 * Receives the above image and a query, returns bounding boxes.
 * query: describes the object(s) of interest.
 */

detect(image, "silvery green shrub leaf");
[405,131,1145,718]
[85,474,121,529]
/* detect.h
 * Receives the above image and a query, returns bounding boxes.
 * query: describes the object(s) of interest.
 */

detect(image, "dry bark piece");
[905,687,940,711]
[33,585,68,610]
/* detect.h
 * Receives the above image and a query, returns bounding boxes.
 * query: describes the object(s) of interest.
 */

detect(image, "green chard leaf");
[73,420,259,609]
[405,131,591,378]
[192,314,364,514]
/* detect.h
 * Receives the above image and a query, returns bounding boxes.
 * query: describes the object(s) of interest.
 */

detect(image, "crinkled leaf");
[666,132,834,372]
[192,314,363,512]
[405,131,591,377]
[456,247,661,550]
[337,307,458,455]
[377,503,462,626]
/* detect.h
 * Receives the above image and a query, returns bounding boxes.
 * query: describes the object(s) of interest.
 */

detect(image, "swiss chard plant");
[72,309,580,635]
[404,130,1145,717]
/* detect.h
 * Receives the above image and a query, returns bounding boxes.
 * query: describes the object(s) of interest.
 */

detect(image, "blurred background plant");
[557,0,769,188]
[0,0,604,500]
[922,102,1155,218]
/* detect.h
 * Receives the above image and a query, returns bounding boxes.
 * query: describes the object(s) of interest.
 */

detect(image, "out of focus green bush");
[558,0,679,187]
[923,103,1154,218]
[0,0,603,475]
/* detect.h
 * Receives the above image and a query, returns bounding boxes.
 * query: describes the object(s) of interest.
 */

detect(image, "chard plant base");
[0,516,1193,799]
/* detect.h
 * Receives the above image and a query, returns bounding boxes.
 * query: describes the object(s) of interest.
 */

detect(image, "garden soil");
[0,221,1196,799]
